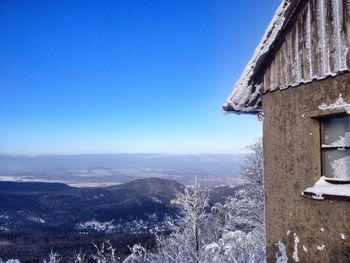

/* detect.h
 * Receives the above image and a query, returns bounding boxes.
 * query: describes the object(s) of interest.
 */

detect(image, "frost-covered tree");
[135,140,265,263]
[176,179,209,263]
[72,248,87,263]
[202,196,265,262]
[156,178,210,263]
[202,226,265,263]
[42,250,62,263]
[0,259,21,263]
[239,137,265,231]
[241,138,264,188]
[201,138,265,263]
[92,241,120,263]
[122,244,159,263]
[222,138,265,232]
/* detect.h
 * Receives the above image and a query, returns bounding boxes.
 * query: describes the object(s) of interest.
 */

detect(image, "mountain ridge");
[0,177,184,236]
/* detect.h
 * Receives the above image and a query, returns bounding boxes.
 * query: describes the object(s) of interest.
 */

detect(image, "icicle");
[295,23,302,83]
[317,0,330,76]
[284,44,289,87]
[305,3,313,80]
[332,0,347,71]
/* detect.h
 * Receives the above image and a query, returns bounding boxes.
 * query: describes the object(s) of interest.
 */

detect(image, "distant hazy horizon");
[0,148,252,156]
[0,153,247,186]
[0,140,257,156]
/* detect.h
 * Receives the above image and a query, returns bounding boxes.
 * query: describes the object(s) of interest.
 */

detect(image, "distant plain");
[0,154,247,187]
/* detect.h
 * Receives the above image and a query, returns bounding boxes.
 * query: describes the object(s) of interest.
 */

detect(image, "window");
[303,103,350,201]
[320,115,350,181]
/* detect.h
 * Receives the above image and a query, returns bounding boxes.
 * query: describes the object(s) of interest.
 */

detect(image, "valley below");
[0,177,245,262]
[0,154,247,261]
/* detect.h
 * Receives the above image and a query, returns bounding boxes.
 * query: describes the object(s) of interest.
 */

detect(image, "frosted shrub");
[0,260,21,263]
[42,250,62,263]
[123,244,159,263]
[72,248,87,263]
[92,241,119,263]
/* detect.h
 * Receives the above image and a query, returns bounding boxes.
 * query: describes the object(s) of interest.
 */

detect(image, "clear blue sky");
[0,0,280,155]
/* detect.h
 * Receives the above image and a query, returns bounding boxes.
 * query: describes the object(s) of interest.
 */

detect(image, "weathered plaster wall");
[263,72,350,262]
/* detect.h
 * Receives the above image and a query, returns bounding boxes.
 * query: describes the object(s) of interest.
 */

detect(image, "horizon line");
[0,151,251,157]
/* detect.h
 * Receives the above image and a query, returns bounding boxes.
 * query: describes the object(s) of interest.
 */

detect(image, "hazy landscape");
[0,154,248,261]
[0,154,246,187]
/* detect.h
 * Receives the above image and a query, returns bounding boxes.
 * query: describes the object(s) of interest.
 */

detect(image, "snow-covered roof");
[223,0,296,114]
[223,0,350,113]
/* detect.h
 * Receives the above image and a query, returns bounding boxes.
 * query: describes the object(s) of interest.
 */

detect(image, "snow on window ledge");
[302,177,350,201]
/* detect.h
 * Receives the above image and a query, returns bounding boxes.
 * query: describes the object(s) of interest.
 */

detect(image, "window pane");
[321,116,350,146]
[322,149,350,179]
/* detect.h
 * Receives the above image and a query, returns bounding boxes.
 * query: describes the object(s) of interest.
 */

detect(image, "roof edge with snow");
[223,0,301,114]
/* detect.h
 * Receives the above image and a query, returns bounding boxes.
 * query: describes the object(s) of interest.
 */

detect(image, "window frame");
[318,113,350,183]
[302,108,350,201]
